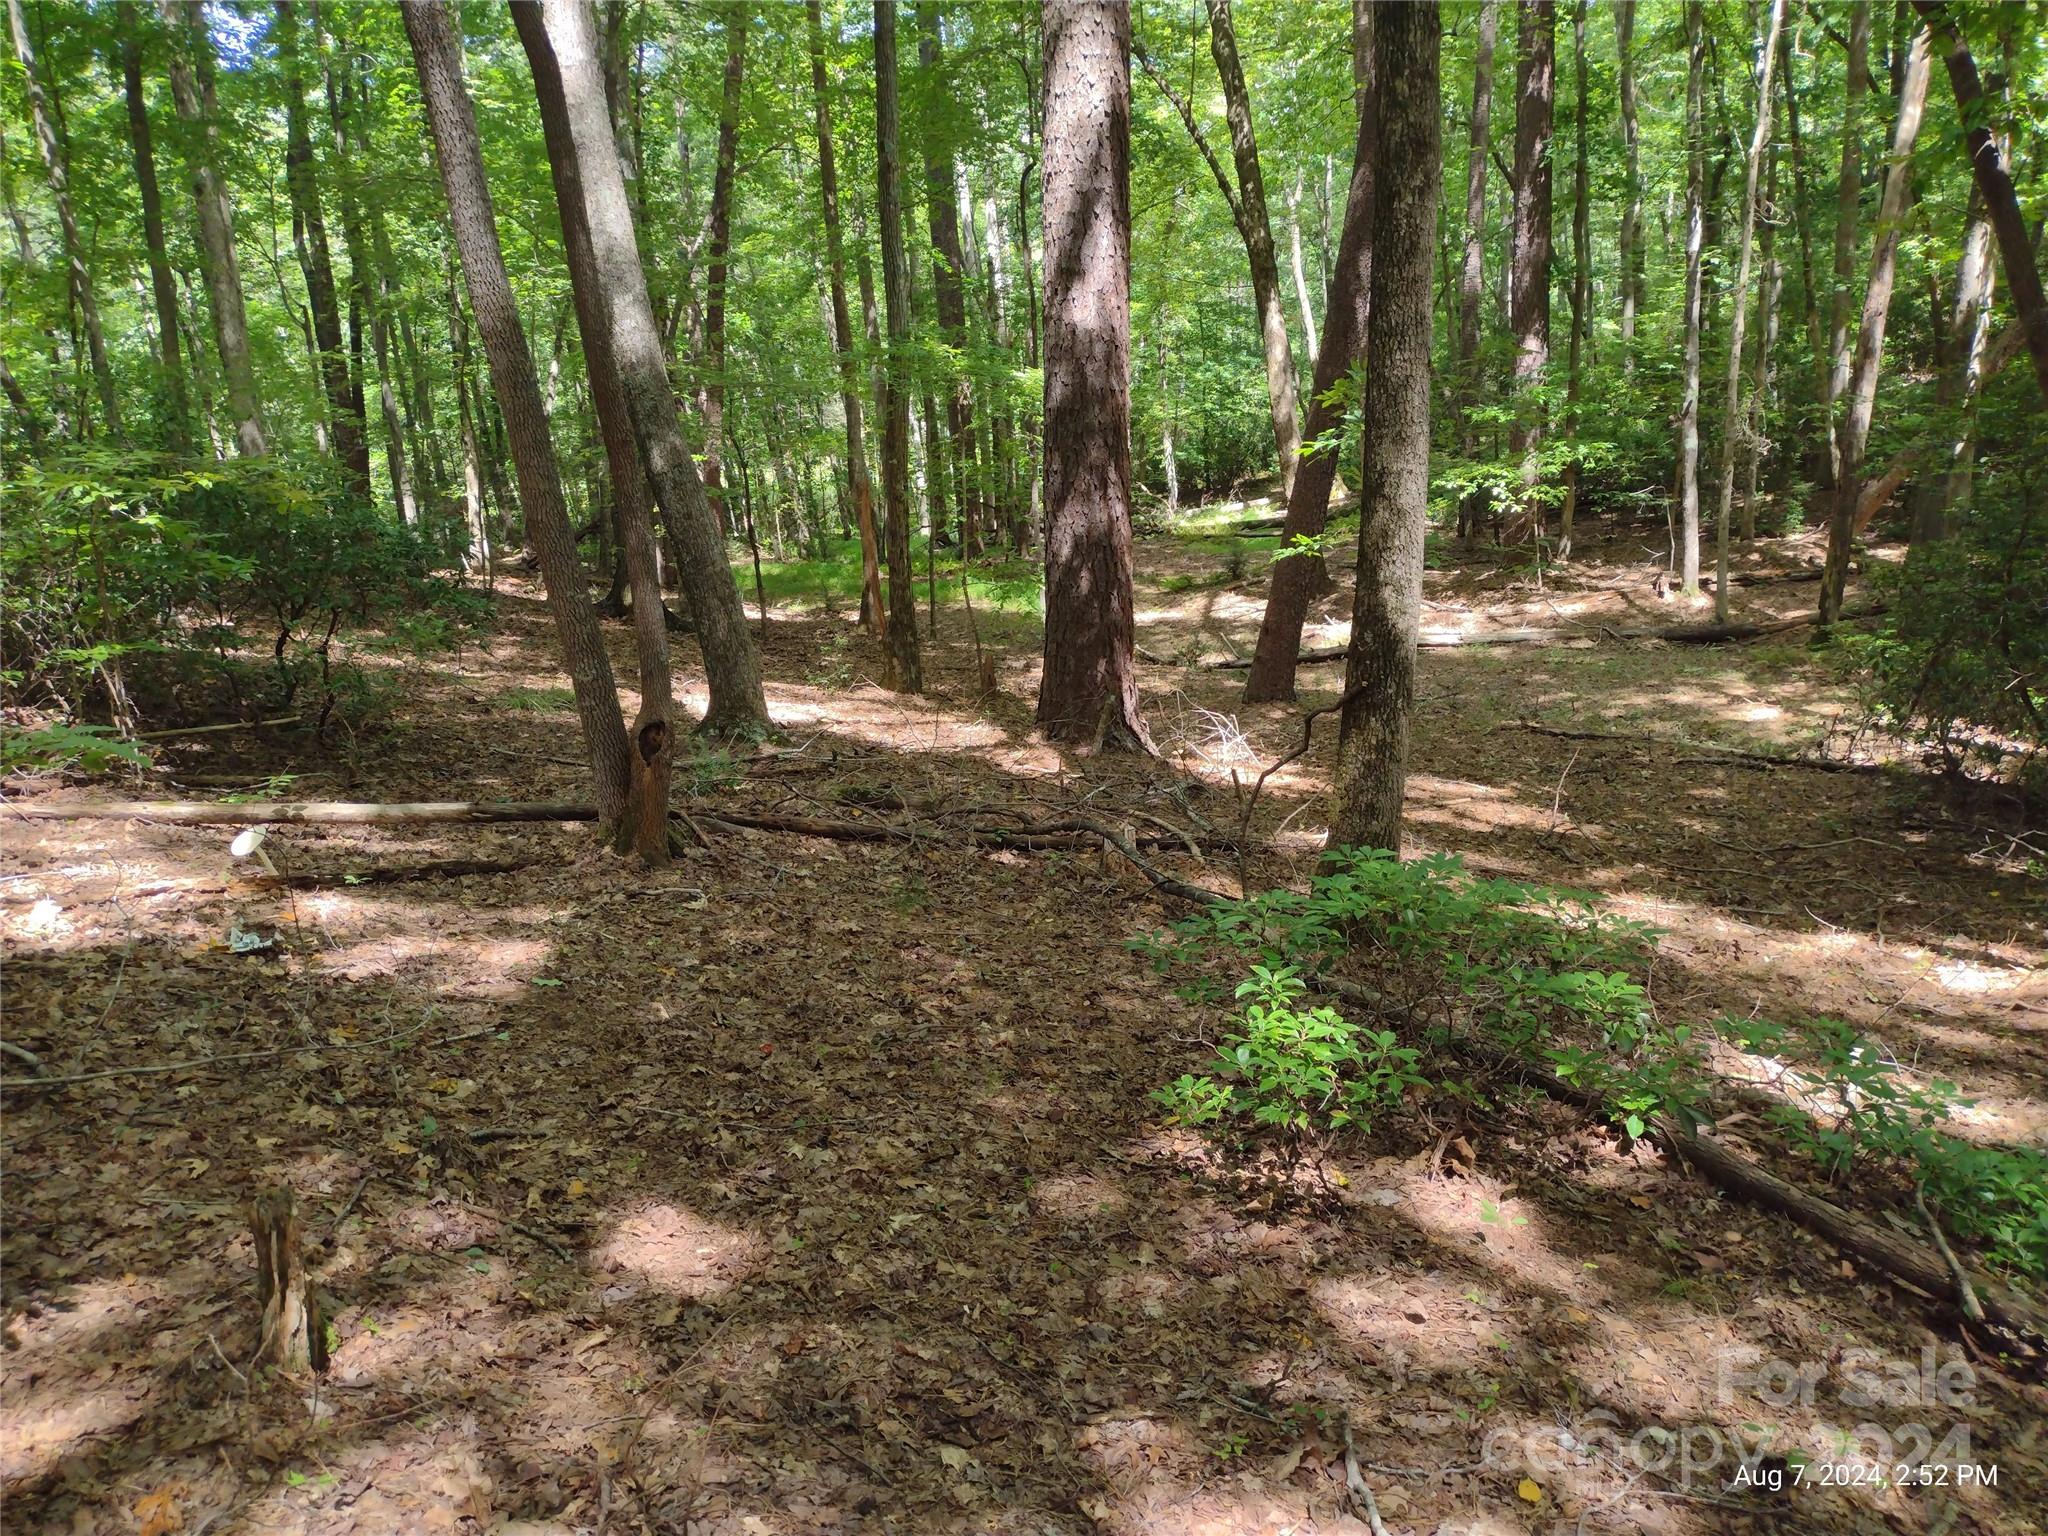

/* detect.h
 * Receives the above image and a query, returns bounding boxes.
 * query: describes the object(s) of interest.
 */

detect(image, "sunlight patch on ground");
[596,1201,762,1301]
[1030,1170,1129,1223]
[0,1275,167,1486]
[1315,1265,1533,1381]
[315,933,549,998]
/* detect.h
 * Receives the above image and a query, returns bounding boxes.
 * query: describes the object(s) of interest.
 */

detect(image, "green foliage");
[0,721,153,777]
[1153,963,1426,1176]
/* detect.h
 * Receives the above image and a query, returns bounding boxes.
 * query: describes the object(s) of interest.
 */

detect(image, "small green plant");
[1153,964,1425,1186]
[501,685,577,712]
[0,720,152,776]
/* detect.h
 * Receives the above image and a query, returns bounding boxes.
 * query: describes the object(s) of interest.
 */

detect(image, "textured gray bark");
[874,1,924,692]
[918,4,980,550]
[528,0,768,735]
[1560,0,1590,558]
[1678,0,1705,594]
[1505,0,1554,540]
[1455,0,1497,541]
[698,3,746,532]
[1036,0,1148,751]
[1615,0,1642,367]
[9,0,122,438]
[156,0,265,455]
[402,0,632,823]
[1328,0,1441,856]
[1822,25,1931,624]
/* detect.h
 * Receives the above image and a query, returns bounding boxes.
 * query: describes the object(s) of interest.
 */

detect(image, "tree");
[697,3,747,532]
[917,3,981,550]
[402,0,635,836]
[1915,1,2048,406]
[1614,0,1642,370]
[155,0,265,456]
[1505,0,1554,540]
[522,0,770,737]
[117,24,191,448]
[1328,0,1441,855]
[1558,0,1590,559]
[873,0,923,693]
[1821,22,1932,623]
[8,0,122,438]
[1242,9,1376,705]
[1455,0,1499,543]
[276,0,369,496]
[1822,2,1872,488]
[1677,0,1705,596]
[1712,0,1787,622]
[807,0,885,637]
[1036,0,1149,752]
[1139,0,1303,499]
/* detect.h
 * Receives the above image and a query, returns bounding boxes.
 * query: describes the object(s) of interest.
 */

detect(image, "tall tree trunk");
[698,3,747,533]
[156,0,265,455]
[873,2,925,691]
[1242,8,1376,705]
[1615,0,1642,371]
[1036,0,1149,752]
[807,0,885,639]
[516,4,678,864]
[1206,0,1301,498]
[521,0,769,736]
[277,0,368,495]
[1914,1,2048,406]
[1328,0,1441,855]
[1712,0,1787,622]
[917,4,981,552]
[119,26,191,448]
[9,0,122,438]
[1910,189,1994,537]
[1287,168,1318,368]
[1743,141,1783,537]
[1505,0,1554,540]
[1821,23,1931,623]
[447,256,491,578]
[404,0,632,825]
[1558,0,1590,560]
[1678,0,1706,595]
[1456,0,1498,542]
[1823,2,1872,487]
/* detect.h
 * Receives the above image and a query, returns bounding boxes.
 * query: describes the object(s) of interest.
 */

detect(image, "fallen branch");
[0,1039,42,1073]
[1505,720,1885,773]
[1341,1416,1391,1536]
[1,799,597,826]
[1,1022,502,1091]
[137,715,302,741]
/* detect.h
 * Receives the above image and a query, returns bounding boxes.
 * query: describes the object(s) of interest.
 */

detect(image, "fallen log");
[1505,720,1887,773]
[1207,609,1844,669]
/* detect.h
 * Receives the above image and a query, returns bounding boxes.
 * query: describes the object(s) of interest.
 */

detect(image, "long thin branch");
[1,1022,501,1091]
[1133,44,1245,235]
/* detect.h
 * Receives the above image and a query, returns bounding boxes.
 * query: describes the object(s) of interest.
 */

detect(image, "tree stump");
[251,1188,322,1373]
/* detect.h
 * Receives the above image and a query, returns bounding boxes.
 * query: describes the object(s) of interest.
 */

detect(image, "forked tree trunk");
[1678,1,1705,595]
[874,2,924,692]
[526,0,768,737]
[1914,1,2048,406]
[1242,9,1377,705]
[1712,0,1786,622]
[119,29,191,448]
[276,0,369,496]
[1505,0,1554,541]
[807,0,885,638]
[1036,0,1149,752]
[9,0,122,438]
[515,4,676,865]
[403,0,633,826]
[1821,23,1931,623]
[156,0,266,455]
[1328,0,1440,854]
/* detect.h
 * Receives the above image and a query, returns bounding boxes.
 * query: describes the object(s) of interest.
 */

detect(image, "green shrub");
[0,721,153,777]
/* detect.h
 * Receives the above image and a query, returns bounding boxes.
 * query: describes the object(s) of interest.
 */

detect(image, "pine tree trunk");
[403,0,633,825]
[1822,24,1931,623]
[1036,0,1149,752]
[1456,0,1498,541]
[1328,0,1441,855]
[1914,1,2048,406]
[1678,0,1706,595]
[1242,8,1376,705]
[119,29,192,449]
[1206,0,1301,499]
[1712,0,1786,622]
[9,0,122,439]
[1505,0,1554,541]
[807,0,885,639]
[524,0,768,737]
[156,0,265,455]
[874,2,924,692]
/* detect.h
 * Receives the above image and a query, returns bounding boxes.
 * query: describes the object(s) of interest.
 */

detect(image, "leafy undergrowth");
[3,551,2045,1535]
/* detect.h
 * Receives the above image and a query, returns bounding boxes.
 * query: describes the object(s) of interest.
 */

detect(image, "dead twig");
[0,1040,42,1074]
[1916,1186,1986,1326]
[1341,1415,1390,1536]
[1,1022,502,1091]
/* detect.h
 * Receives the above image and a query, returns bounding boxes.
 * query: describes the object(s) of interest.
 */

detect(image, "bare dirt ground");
[4,523,2044,1536]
